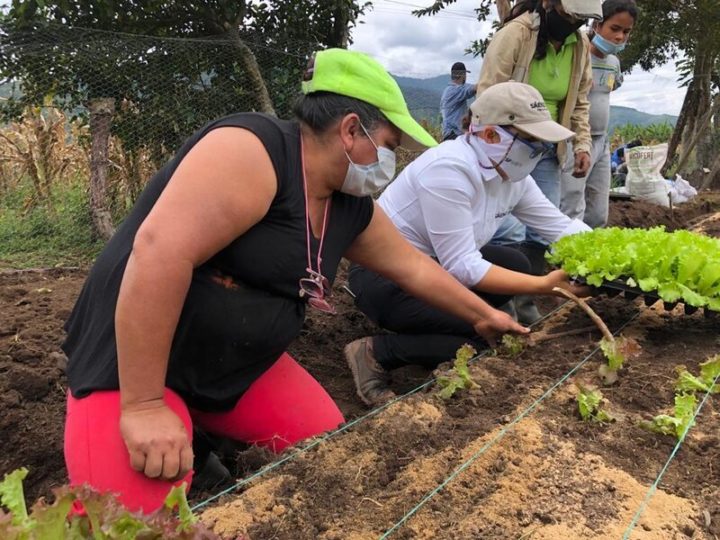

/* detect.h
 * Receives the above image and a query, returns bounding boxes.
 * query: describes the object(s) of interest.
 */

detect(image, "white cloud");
[350,0,686,116]
[612,61,686,116]
[351,0,491,78]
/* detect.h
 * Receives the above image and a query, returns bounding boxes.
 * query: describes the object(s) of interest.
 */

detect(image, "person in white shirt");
[344,81,592,406]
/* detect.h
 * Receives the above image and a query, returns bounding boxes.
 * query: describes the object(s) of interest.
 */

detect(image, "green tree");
[620,0,720,185]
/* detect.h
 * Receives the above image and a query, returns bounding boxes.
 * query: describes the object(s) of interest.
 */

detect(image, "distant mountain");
[393,74,678,134]
[605,105,677,133]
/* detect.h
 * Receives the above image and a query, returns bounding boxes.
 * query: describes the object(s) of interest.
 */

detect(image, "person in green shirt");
[475,0,601,323]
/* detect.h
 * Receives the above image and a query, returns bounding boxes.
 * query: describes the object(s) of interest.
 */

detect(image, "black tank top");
[63,113,374,411]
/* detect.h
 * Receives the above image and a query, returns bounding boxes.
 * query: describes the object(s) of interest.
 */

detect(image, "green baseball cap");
[301,48,437,151]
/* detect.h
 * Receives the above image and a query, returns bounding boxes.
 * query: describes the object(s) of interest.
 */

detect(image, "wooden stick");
[552,287,614,343]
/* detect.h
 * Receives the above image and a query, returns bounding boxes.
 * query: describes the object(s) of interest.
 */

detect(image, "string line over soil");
[621,368,720,540]
[379,310,643,539]
[191,303,570,512]
[190,375,444,512]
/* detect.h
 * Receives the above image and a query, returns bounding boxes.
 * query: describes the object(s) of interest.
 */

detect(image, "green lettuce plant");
[0,468,223,539]
[576,385,614,423]
[437,344,479,399]
[641,393,698,440]
[547,227,720,311]
[553,287,641,385]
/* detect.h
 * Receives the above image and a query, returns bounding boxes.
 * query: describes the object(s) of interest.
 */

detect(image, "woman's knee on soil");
[192,352,344,454]
[64,389,194,513]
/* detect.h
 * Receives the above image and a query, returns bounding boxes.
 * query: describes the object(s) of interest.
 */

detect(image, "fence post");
[89,97,116,241]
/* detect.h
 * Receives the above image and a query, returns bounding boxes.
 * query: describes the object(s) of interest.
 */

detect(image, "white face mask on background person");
[467,125,549,182]
[340,123,396,197]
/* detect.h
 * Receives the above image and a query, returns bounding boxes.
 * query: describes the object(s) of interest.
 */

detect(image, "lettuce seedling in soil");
[0,467,225,539]
[675,355,720,394]
[499,334,525,357]
[437,344,479,400]
[552,287,641,385]
[598,335,642,385]
[576,384,614,423]
[641,393,698,440]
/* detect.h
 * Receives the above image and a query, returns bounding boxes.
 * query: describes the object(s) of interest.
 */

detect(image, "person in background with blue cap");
[440,61,477,141]
[60,48,526,513]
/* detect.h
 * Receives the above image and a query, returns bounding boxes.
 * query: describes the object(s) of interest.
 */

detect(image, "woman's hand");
[541,269,591,298]
[572,151,592,178]
[473,309,529,348]
[120,399,193,481]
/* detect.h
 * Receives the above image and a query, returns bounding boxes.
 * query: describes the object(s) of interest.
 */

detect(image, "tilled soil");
[201,300,720,539]
[0,193,718,535]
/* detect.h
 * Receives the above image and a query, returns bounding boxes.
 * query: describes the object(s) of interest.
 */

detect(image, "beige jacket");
[476,12,593,164]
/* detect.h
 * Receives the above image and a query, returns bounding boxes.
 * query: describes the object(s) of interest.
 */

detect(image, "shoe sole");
[344,342,375,407]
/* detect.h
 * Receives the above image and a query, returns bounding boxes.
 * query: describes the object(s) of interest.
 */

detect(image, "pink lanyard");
[300,134,330,276]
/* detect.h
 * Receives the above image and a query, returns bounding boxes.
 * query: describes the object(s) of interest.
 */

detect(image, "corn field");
[610,122,675,148]
[0,105,159,217]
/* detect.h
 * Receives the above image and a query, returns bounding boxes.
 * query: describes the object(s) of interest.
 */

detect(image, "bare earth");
[1,194,719,539]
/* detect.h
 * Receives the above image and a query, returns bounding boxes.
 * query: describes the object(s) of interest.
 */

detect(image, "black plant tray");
[572,276,718,317]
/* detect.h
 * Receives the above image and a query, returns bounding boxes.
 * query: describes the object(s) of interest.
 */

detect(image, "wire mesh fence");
[0,25,316,264]
[0,22,444,267]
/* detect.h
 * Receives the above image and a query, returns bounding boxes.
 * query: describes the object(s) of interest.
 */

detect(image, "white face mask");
[340,124,396,197]
[468,125,551,182]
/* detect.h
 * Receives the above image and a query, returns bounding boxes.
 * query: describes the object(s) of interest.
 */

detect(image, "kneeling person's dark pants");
[348,245,531,371]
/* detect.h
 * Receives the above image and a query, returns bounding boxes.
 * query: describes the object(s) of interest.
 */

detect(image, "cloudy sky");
[350,0,685,116]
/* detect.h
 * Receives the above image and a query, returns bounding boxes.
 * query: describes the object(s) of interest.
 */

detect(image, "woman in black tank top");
[62,48,527,512]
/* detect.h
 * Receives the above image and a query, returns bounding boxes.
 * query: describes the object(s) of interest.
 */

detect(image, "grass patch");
[0,177,104,268]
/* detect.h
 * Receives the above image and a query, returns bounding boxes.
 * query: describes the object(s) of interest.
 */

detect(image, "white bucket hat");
[560,0,603,20]
[470,81,576,143]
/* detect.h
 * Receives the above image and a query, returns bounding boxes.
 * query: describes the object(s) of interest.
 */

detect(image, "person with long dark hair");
[476,0,602,323]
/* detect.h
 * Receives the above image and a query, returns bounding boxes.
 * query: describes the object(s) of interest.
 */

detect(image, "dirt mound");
[608,191,720,230]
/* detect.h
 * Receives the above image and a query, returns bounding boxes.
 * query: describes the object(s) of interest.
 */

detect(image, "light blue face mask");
[592,33,627,55]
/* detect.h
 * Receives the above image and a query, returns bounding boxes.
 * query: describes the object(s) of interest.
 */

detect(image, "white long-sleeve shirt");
[378,136,591,287]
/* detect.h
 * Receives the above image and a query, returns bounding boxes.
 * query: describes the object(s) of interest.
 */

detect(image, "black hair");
[292,91,389,134]
[600,0,638,22]
[503,0,562,61]
[588,0,638,39]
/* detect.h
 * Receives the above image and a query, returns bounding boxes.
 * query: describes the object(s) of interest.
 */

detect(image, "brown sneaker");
[344,338,396,407]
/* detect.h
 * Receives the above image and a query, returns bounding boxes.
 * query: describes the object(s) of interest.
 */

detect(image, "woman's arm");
[510,177,592,244]
[117,127,277,481]
[345,204,528,345]
[570,38,594,157]
[475,265,586,298]
[476,24,524,94]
